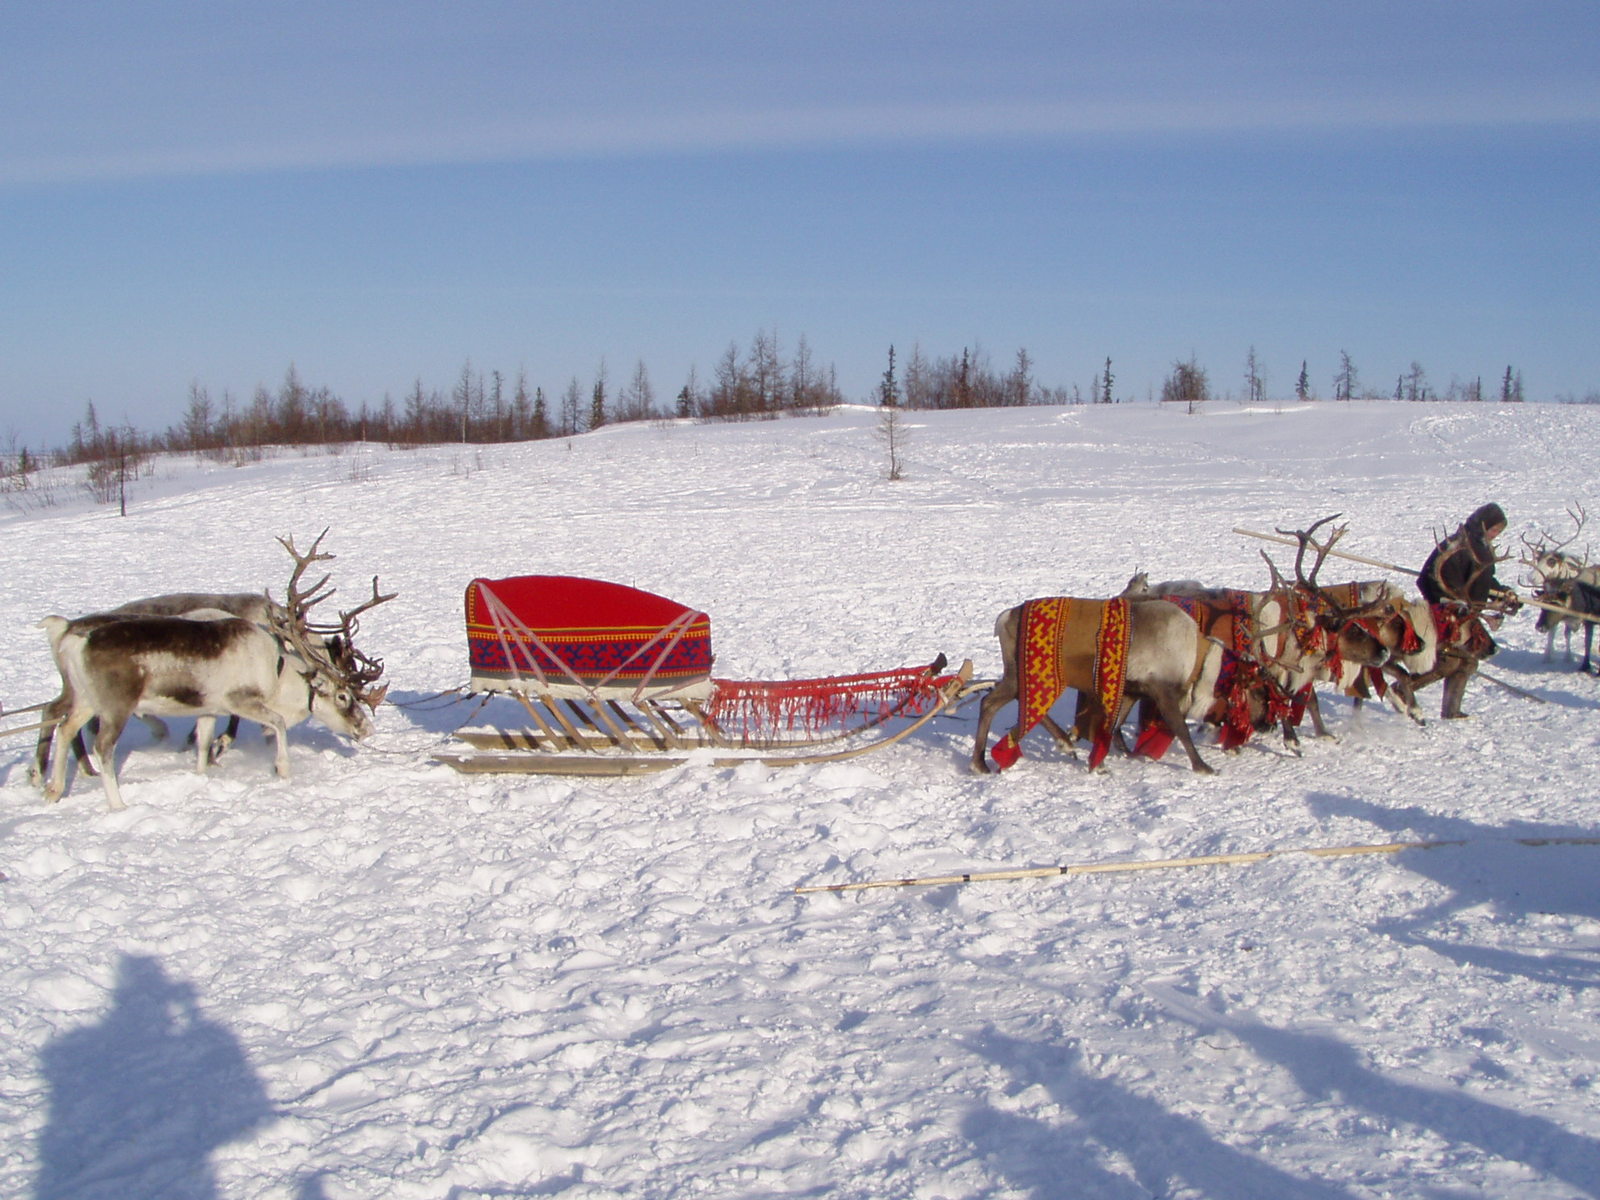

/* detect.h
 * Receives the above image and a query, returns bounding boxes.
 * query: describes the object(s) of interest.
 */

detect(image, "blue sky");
[3,2,1597,447]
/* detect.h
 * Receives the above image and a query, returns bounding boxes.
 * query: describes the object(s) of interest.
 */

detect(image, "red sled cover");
[465,575,714,694]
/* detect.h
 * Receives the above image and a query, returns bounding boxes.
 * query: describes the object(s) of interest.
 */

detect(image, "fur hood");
[1465,502,1506,537]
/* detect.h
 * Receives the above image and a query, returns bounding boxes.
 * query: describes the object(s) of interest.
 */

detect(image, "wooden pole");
[795,836,1600,895]
[1233,526,1418,576]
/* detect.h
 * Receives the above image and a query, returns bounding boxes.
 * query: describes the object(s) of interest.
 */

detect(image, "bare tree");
[1244,346,1266,404]
[617,359,655,422]
[903,343,932,409]
[748,328,782,417]
[560,377,583,437]
[1008,347,1034,406]
[181,381,214,451]
[1161,356,1210,411]
[876,404,908,481]
[1333,351,1358,402]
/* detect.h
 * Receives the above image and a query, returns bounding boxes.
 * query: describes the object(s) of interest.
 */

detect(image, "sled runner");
[436,574,974,776]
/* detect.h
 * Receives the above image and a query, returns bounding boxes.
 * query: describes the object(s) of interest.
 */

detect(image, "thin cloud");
[5,89,1598,186]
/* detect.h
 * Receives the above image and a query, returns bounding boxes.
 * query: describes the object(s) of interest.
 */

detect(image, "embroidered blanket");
[990,596,1130,770]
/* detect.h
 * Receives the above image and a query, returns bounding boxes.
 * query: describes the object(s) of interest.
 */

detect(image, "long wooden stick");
[795,836,1600,895]
[1233,527,1418,575]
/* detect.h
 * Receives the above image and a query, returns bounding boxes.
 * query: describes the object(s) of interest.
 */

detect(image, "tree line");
[5,330,1575,501]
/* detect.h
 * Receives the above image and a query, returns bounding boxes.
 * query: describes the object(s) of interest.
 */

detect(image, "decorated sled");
[436,574,973,776]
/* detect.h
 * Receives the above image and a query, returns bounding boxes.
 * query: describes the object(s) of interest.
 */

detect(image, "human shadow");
[34,953,274,1200]
[1308,792,1600,988]
[1155,993,1600,1197]
[963,1029,1361,1200]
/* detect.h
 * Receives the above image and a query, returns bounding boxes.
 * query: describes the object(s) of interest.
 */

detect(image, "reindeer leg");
[208,715,243,764]
[44,702,100,804]
[1441,659,1477,718]
[31,691,69,788]
[1384,666,1425,725]
[1147,686,1214,775]
[91,712,131,811]
[1304,689,1337,740]
[1039,713,1081,757]
[193,717,217,773]
[970,676,1017,773]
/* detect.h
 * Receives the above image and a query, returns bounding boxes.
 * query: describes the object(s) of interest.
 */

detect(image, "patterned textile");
[990,596,1130,770]
[1430,602,1496,659]
[465,575,713,690]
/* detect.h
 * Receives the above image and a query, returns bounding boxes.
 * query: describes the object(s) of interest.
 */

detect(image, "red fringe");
[706,667,945,742]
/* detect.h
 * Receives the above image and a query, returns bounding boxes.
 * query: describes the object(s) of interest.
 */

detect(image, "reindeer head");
[1263,514,1391,669]
[1520,503,1586,588]
[269,529,397,717]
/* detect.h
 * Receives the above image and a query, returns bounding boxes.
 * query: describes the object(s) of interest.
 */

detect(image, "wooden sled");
[436,575,974,776]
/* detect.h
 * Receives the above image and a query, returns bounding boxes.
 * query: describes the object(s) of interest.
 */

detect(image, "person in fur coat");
[1418,502,1519,718]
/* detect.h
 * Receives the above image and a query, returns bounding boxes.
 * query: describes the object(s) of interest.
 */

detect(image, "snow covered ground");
[2,400,1599,1199]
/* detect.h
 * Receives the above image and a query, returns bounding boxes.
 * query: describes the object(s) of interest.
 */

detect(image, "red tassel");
[1289,683,1313,727]
[1088,733,1113,769]
[990,734,1023,770]
[1133,722,1174,760]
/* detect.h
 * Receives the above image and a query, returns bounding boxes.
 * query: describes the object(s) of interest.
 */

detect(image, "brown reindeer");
[972,596,1223,775]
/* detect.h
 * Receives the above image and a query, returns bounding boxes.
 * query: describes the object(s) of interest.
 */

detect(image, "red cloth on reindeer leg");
[989,597,1130,770]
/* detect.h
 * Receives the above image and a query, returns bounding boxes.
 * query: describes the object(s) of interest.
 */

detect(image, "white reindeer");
[39,612,374,810]
[38,532,392,810]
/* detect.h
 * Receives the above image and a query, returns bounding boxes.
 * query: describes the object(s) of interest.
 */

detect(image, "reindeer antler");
[1274,513,1346,592]
[322,576,398,709]
[268,531,395,708]
[273,528,338,620]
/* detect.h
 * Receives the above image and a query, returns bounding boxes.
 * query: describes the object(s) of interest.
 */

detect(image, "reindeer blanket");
[990,596,1130,770]
[1150,590,1266,753]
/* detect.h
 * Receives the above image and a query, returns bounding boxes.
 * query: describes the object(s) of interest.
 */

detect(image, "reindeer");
[972,596,1224,775]
[39,532,392,810]
[1315,580,1437,724]
[1245,516,1395,743]
[1522,504,1600,663]
[1119,575,1288,750]
[1535,576,1600,672]
[1125,519,1394,750]
[30,593,287,786]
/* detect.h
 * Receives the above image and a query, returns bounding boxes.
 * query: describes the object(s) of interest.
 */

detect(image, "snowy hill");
[4,401,1600,1199]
